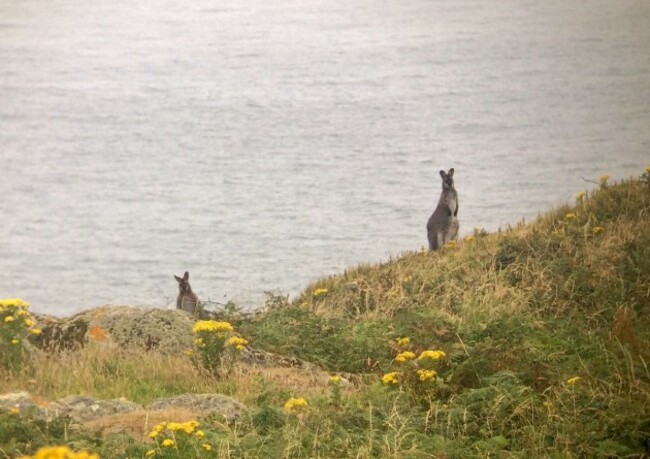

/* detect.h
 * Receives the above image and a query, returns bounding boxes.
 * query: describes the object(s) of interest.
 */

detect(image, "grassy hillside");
[2,169,649,458]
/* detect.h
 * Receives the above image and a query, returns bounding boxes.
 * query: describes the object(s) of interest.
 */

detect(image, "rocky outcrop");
[47,395,142,422]
[31,305,326,372]
[149,394,247,422]
[0,391,247,424]
[33,305,195,354]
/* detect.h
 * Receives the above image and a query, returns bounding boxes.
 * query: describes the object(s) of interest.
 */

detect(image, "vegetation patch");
[1,168,649,457]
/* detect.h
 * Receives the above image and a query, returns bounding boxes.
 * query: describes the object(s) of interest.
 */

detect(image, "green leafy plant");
[188,320,248,377]
[0,298,42,372]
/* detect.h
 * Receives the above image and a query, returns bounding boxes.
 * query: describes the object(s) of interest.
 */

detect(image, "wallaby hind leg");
[428,229,438,251]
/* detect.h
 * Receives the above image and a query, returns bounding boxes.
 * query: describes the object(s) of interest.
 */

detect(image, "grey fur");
[174,271,199,315]
[426,168,459,251]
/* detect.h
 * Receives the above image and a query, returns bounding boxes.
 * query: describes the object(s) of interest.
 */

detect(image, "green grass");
[2,170,650,458]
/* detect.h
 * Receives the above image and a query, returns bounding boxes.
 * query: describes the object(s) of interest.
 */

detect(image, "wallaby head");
[439,168,455,191]
[174,271,193,294]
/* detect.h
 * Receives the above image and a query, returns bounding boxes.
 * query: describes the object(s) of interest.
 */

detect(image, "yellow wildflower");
[567,376,581,385]
[194,338,204,346]
[418,350,446,361]
[284,397,309,413]
[148,430,159,439]
[313,288,329,297]
[381,372,399,385]
[30,328,42,335]
[9,407,19,415]
[161,439,175,447]
[575,190,586,201]
[145,450,156,458]
[593,226,604,235]
[565,212,576,220]
[24,318,34,327]
[225,336,248,348]
[329,375,342,385]
[16,309,29,317]
[444,240,457,249]
[599,174,610,185]
[11,339,19,345]
[395,337,410,347]
[19,446,99,459]
[192,320,233,334]
[202,443,213,451]
[0,298,29,308]
[195,430,205,439]
[184,349,193,357]
[417,369,437,381]
[155,422,167,431]
[395,351,416,364]
[5,316,15,323]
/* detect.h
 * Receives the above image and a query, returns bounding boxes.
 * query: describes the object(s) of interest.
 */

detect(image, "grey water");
[1,0,649,317]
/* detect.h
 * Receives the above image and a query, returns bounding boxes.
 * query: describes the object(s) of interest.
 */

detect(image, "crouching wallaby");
[174,271,199,315]
[427,168,459,251]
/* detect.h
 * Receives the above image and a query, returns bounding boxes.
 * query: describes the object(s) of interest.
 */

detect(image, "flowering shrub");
[17,445,99,459]
[189,320,248,376]
[381,337,447,399]
[0,298,43,371]
[146,420,214,458]
[284,397,309,414]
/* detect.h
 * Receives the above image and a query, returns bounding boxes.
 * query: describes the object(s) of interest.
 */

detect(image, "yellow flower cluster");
[418,350,446,361]
[0,298,30,309]
[329,375,342,385]
[395,351,416,364]
[599,174,610,185]
[381,372,399,385]
[1,298,43,336]
[417,369,437,381]
[148,420,200,439]
[444,240,457,249]
[17,446,99,459]
[161,439,175,447]
[313,288,329,297]
[575,190,586,202]
[395,336,410,347]
[192,320,233,334]
[565,212,576,220]
[284,397,309,413]
[225,336,248,351]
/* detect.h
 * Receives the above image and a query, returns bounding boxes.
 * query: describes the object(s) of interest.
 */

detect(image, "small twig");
[580,176,599,186]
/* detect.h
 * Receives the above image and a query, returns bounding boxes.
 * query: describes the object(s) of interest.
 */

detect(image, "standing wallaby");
[426,168,459,251]
[174,271,199,315]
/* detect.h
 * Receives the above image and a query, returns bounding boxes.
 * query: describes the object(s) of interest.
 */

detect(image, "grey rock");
[148,393,247,422]
[0,391,43,417]
[48,395,142,422]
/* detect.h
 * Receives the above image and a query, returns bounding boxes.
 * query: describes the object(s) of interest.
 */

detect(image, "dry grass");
[83,407,199,440]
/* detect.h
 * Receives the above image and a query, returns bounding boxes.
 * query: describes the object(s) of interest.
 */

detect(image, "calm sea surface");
[1,0,649,316]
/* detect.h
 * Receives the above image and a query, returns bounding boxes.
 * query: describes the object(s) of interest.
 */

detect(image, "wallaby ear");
[439,170,446,179]
[174,275,182,283]
[183,271,190,281]
[447,168,454,178]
